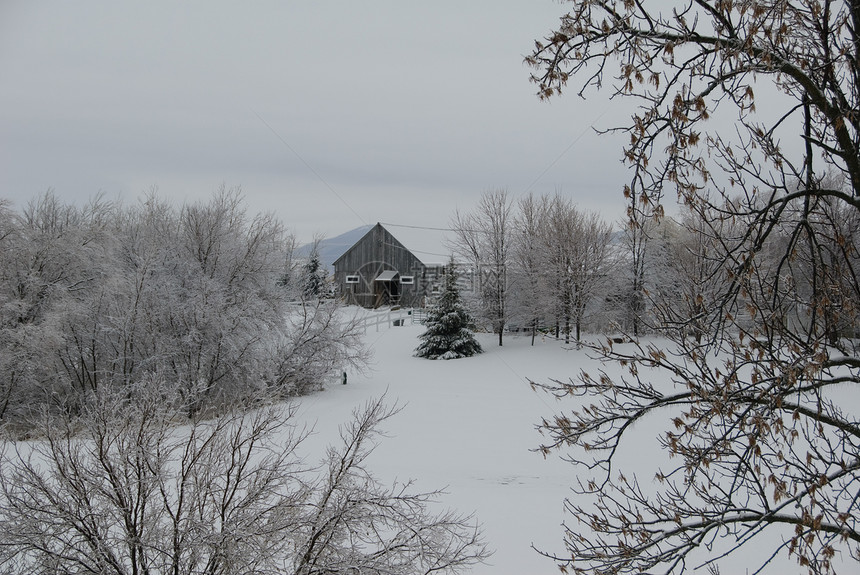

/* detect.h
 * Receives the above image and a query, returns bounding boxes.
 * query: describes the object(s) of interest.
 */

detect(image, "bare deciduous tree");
[528,0,860,573]
[512,193,614,346]
[0,190,369,428]
[513,193,553,345]
[567,209,613,345]
[270,298,370,395]
[0,389,490,575]
[450,189,513,346]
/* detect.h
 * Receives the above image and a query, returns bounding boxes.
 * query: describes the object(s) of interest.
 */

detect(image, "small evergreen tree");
[302,248,325,300]
[415,260,483,360]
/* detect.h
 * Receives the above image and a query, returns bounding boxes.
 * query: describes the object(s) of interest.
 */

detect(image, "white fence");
[354,307,426,333]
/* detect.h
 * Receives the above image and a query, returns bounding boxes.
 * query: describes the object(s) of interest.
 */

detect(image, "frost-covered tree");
[0,189,368,428]
[270,298,369,395]
[301,253,324,299]
[301,237,327,301]
[0,388,490,575]
[510,193,614,346]
[415,260,483,360]
[450,189,512,346]
[513,193,553,345]
[538,195,614,345]
[566,209,614,345]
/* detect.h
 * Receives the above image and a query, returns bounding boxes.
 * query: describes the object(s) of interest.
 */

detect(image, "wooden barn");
[333,223,439,308]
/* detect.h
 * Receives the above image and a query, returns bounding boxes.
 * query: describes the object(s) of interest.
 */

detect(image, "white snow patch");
[291,318,837,574]
[294,322,573,574]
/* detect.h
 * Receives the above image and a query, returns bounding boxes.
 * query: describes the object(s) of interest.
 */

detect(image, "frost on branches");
[0,389,491,575]
[415,260,483,360]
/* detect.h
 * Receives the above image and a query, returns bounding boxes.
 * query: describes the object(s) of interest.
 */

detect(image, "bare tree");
[293,396,488,575]
[270,299,370,395]
[567,209,613,345]
[541,195,578,342]
[450,189,513,346]
[533,194,614,346]
[0,389,490,575]
[622,180,661,336]
[0,199,26,421]
[650,201,746,344]
[528,0,860,573]
[0,190,369,428]
[513,193,552,345]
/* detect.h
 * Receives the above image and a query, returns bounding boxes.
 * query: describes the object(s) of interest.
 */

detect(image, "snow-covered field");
[293,318,584,575]
[292,313,847,575]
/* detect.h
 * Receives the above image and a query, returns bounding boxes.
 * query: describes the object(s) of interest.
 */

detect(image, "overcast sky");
[1,1,633,242]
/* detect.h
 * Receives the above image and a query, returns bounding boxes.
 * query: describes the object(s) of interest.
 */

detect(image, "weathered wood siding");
[333,223,429,308]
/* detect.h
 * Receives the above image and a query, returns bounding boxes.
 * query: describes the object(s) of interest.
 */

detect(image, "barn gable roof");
[332,222,450,269]
[377,223,451,267]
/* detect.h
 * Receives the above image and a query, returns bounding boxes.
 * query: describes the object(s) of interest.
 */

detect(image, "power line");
[379,221,488,235]
[254,98,610,236]
[252,109,368,226]
[379,222,456,232]
[518,104,612,198]
[381,240,451,259]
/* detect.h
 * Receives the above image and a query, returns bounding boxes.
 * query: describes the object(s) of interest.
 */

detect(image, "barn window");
[400,276,414,285]
[345,275,360,284]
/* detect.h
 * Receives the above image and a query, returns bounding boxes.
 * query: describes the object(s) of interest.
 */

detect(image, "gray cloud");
[1,0,631,241]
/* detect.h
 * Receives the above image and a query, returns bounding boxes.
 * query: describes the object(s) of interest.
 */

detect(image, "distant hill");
[295,225,374,272]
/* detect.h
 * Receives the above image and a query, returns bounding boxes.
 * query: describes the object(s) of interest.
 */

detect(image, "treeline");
[0,189,367,430]
[450,189,619,346]
[451,186,860,347]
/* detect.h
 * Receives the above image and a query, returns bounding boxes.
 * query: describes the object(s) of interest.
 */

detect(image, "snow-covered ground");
[293,318,585,575]
[291,313,847,575]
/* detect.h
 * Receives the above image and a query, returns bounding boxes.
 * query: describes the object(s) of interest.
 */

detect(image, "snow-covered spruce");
[415,260,482,360]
